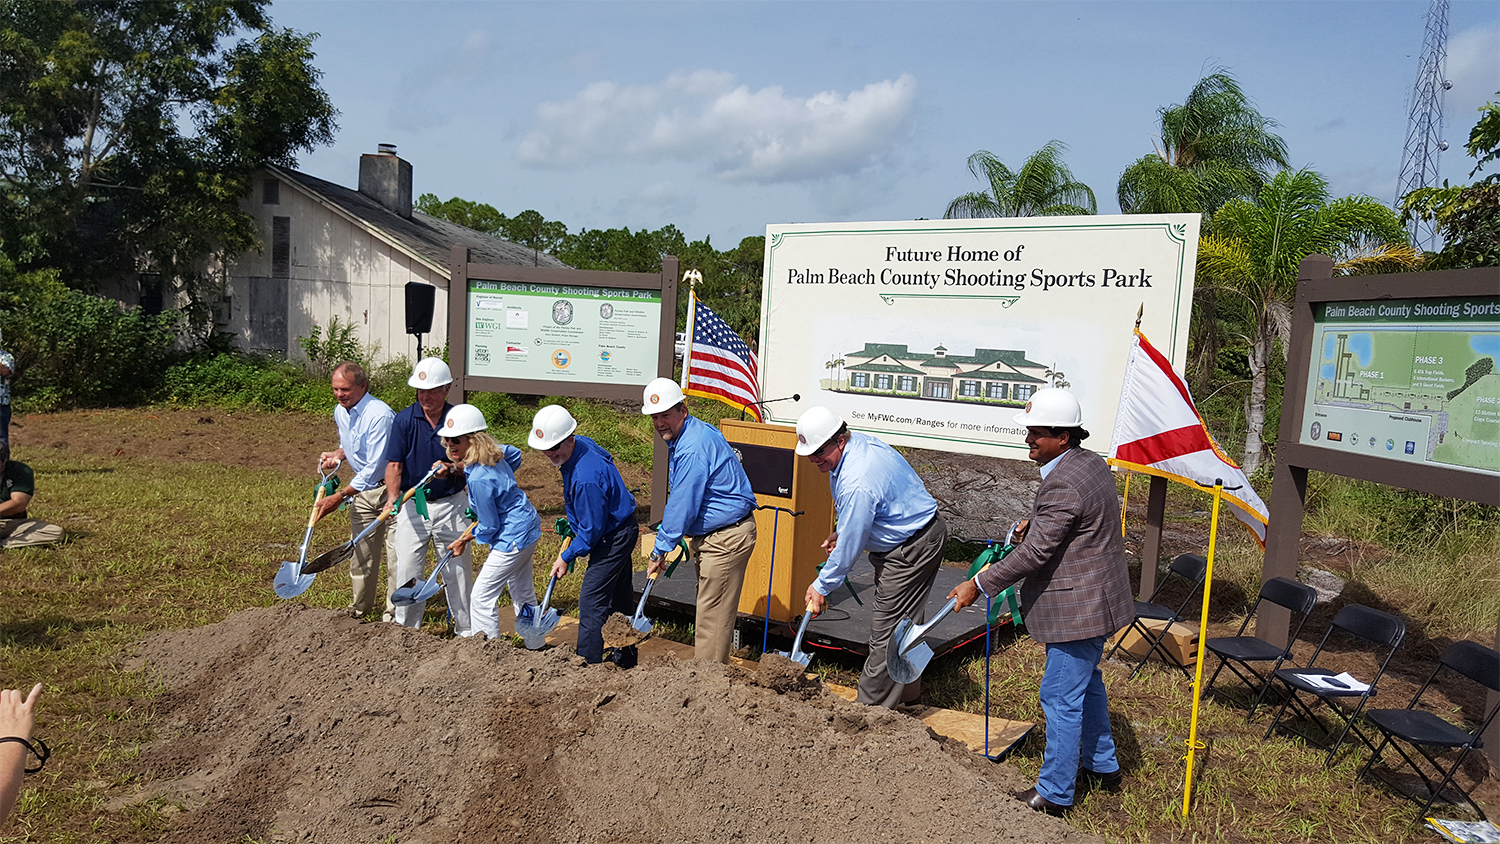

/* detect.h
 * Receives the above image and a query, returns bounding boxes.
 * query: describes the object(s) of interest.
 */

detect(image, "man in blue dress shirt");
[642,378,757,664]
[315,362,394,618]
[797,406,948,708]
[530,404,641,666]
[382,358,473,633]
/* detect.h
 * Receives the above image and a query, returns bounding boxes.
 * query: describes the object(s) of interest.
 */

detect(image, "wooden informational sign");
[758,215,1200,461]
[1261,259,1500,649]
[447,246,679,519]
[1264,258,1500,768]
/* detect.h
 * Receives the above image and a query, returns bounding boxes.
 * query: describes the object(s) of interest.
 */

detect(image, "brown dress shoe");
[1015,787,1069,816]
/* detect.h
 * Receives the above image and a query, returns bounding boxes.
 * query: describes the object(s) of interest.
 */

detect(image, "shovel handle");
[305,485,327,530]
[384,464,444,520]
[788,601,819,657]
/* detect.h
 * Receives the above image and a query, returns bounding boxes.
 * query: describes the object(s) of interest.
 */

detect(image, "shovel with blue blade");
[303,463,442,575]
[391,521,476,606]
[887,554,1004,685]
[773,601,819,668]
[516,521,573,647]
[629,540,688,634]
[274,461,342,599]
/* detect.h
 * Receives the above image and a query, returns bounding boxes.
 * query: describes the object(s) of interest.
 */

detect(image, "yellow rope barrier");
[1181,479,1223,817]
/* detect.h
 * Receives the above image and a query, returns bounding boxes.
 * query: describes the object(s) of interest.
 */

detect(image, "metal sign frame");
[447,245,679,519]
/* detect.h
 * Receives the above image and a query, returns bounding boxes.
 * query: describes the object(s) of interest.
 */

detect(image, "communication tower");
[1394,0,1451,250]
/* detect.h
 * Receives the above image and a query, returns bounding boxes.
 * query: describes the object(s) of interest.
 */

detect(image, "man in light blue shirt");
[642,378,757,663]
[797,406,947,707]
[316,362,394,619]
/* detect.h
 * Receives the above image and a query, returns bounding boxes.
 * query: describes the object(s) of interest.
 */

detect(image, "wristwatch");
[649,550,663,563]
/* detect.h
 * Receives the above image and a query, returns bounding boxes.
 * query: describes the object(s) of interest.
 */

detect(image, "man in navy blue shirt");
[642,378,757,663]
[383,358,473,633]
[529,404,641,666]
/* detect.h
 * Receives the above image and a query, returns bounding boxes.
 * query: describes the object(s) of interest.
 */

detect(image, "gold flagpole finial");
[683,268,703,289]
[1134,303,1144,331]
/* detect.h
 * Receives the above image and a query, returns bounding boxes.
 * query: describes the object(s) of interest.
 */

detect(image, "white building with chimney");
[222,144,565,362]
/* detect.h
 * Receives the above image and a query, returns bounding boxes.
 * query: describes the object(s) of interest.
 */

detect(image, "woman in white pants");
[437,404,542,641]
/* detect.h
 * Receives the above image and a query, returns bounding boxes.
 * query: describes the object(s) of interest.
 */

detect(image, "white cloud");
[517,71,917,184]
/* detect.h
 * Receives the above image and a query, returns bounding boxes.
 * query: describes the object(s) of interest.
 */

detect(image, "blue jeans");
[574,520,639,664]
[1035,636,1119,805]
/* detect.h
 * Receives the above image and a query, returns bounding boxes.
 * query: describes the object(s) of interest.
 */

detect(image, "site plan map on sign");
[465,280,662,387]
[1299,296,1500,476]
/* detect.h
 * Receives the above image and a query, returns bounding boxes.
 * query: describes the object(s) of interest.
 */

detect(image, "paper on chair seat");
[1295,671,1370,693]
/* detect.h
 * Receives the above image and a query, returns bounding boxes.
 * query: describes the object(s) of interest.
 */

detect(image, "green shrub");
[1,272,180,411]
[160,352,331,412]
[297,316,373,378]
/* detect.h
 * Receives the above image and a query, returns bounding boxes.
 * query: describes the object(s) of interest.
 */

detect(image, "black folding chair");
[1358,640,1500,823]
[1203,576,1319,719]
[1262,604,1406,767]
[1105,553,1208,680]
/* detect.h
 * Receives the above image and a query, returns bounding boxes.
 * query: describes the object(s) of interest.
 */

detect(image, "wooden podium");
[719,419,836,626]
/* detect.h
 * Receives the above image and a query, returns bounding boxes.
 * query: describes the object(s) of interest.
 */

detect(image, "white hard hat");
[641,377,686,414]
[441,404,488,437]
[409,357,453,389]
[795,406,845,456]
[528,404,578,450]
[1013,387,1083,428]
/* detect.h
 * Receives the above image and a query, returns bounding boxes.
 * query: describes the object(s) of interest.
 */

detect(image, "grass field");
[0,402,1496,843]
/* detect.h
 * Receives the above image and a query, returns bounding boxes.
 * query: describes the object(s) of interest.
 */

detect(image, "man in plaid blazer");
[950,388,1133,814]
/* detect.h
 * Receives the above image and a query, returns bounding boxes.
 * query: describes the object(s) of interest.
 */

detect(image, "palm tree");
[1117,70,1289,217]
[944,141,1097,218]
[1197,169,1418,475]
[1119,71,1292,397]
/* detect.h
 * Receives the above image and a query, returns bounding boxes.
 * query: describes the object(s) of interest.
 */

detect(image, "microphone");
[740,394,801,420]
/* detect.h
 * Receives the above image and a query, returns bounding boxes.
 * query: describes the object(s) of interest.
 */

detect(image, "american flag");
[684,294,762,421]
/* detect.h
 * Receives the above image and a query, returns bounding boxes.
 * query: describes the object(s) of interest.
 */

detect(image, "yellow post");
[1119,469,1131,537]
[1181,479,1223,817]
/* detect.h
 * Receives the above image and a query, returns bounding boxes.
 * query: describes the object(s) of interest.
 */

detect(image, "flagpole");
[679,269,701,390]
[1117,303,1144,540]
[1182,477,1224,817]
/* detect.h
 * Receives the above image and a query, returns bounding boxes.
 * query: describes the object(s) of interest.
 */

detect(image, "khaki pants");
[686,516,757,663]
[347,486,392,616]
[0,518,64,549]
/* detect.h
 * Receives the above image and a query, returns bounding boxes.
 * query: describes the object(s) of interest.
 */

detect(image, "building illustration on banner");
[821,342,1063,407]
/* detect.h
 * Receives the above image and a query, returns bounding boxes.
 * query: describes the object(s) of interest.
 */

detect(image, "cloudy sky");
[270,0,1500,247]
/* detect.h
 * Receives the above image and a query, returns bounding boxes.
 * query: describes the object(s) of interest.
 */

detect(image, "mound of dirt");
[125,605,1099,843]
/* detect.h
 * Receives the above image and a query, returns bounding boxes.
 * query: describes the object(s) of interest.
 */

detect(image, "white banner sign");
[758,215,1200,461]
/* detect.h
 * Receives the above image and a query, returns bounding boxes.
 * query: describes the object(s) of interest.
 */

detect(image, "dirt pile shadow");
[124,604,1101,844]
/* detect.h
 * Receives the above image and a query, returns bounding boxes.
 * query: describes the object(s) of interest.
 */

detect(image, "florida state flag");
[1108,330,1269,544]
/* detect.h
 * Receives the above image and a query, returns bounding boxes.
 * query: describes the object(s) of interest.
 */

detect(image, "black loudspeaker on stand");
[405,282,435,360]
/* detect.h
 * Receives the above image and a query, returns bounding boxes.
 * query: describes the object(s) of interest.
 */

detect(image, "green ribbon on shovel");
[665,539,689,578]
[967,543,1023,627]
[413,484,430,520]
[555,518,577,573]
